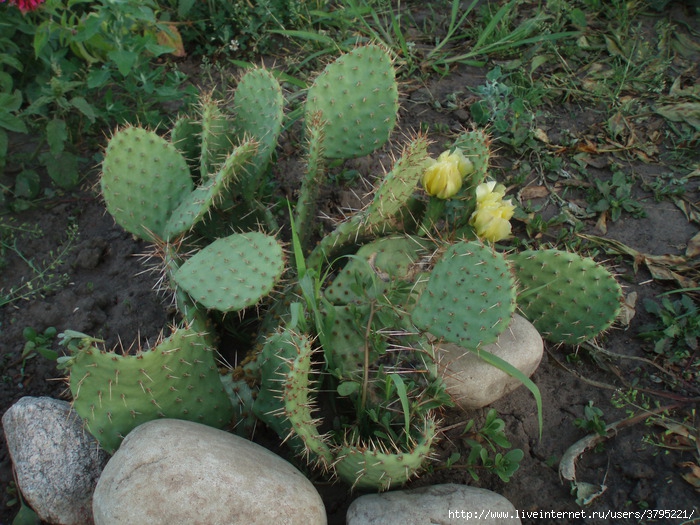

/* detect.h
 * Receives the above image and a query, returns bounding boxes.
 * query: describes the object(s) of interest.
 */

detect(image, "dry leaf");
[533,128,550,144]
[686,231,700,258]
[656,102,700,131]
[519,185,550,200]
[679,462,700,491]
[157,23,186,58]
[618,291,637,327]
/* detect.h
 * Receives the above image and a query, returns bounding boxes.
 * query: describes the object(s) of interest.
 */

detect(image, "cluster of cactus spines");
[359,135,432,230]
[101,126,194,241]
[59,326,234,454]
[412,240,517,349]
[255,325,438,488]
[333,417,438,491]
[256,329,334,466]
[172,231,286,313]
[508,249,623,345]
[294,112,327,249]
[305,44,398,160]
[251,329,307,442]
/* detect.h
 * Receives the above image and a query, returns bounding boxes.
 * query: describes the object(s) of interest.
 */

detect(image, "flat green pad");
[412,241,516,349]
[66,327,234,453]
[173,232,285,312]
[324,236,432,306]
[101,126,193,240]
[509,249,622,345]
[305,44,398,159]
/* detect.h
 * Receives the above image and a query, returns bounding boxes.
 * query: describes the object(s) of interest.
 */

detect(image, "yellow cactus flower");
[422,149,474,199]
[469,181,515,242]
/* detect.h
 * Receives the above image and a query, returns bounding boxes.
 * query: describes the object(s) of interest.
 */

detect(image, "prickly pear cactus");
[164,139,258,239]
[101,126,194,241]
[232,67,285,199]
[452,129,491,189]
[412,240,517,349]
[59,327,234,453]
[334,417,438,491]
[172,231,286,312]
[253,328,333,464]
[508,249,623,344]
[305,44,398,160]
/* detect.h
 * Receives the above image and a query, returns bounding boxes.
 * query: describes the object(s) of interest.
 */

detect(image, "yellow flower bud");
[422,149,474,199]
[469,181,515,242]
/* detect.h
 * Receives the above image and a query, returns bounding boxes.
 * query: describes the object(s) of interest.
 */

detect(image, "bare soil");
[1,8,700,525]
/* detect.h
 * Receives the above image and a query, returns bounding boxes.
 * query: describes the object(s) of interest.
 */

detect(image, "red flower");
[1,0,45,13]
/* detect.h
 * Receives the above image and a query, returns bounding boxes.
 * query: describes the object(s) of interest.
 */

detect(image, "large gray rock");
[93,418,326,525]
[438,314,543,409]
[347,483,520,524]
[2,396,108,525]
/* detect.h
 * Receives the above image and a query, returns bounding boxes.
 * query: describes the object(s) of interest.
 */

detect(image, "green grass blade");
[389,372,411,437]
[470,346,543,438]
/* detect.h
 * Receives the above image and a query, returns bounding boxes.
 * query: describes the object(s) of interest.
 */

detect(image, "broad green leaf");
[86,68,111,89]
[41,151,79,189]
[0,128,7,168]
[656,102,700,130]
[107,49,137,76]
[178,0,196,17]
[14,170,41,199]
[0,112,27,134]
[46,119,67,155]
[337,380,360,396]
[69,96,96,123]
[33,21,50,58]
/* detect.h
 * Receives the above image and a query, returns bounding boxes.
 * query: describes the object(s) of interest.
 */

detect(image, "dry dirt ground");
[2,11,700,525]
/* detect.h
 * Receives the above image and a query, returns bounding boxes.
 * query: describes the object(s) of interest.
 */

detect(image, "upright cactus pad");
[233,68,284,162]
[361,135,432,229]
[508,249,623,345]
[60,327,234,453]
[305,44,398,159]
[101,126,194,240]
[232,68,285,199]
[452,130,491,189]
[198,94,235,179]
[172,231,285,312]
[412,241,517,349]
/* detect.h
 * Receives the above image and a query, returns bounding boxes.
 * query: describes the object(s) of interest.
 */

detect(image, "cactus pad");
[61,327,234,453]
[452,130,491,188]
[164,140,257,240]
[333,418,437,490]
[324,236,432,306]
[172,232,285,313]
[509,249,623,345]
[412,241,516,349]
[362,136,432,229]
[101,126,194,240]
[305,44,398,159]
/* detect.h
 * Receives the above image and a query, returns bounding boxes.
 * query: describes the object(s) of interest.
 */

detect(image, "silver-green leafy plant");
[59,44,623,490]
